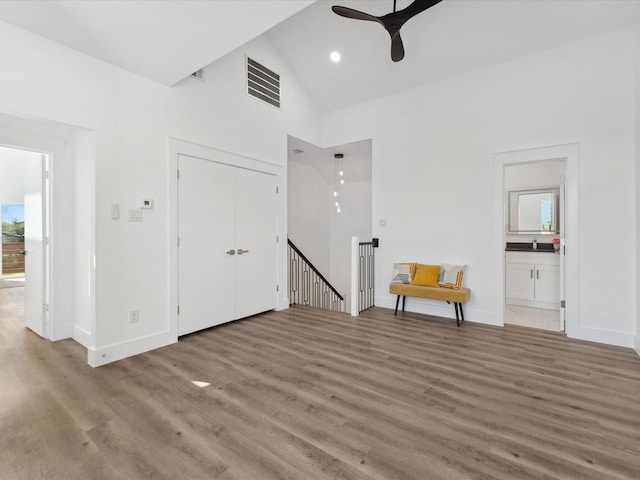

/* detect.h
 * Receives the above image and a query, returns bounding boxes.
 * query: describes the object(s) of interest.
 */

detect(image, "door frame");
[494,143,579,335]
[168,138,286,340]
[0,143,52,339]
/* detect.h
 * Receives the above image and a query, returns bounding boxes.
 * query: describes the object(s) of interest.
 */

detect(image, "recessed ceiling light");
[330,51,341,63]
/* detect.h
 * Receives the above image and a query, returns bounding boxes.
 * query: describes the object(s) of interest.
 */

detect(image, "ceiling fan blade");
[331,5,380,23]
[333,0,441,62]
[397,0,443,21]
[380,0,443,32]
[390,32,405,62]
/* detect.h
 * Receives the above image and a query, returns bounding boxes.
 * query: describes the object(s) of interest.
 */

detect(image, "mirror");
[507,187,559,234]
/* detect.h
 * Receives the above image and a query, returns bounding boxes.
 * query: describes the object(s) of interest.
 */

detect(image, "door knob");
[226,249,235,255]
[19,250,26,256]
[237,249,249,255]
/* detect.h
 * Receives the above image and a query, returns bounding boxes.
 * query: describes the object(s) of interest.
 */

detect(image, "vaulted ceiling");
[0,0,639,113]
[268,0,640,112]
[0,0,314,86]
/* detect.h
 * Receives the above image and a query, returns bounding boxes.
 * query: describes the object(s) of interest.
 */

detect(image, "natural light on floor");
[190,380,210,388]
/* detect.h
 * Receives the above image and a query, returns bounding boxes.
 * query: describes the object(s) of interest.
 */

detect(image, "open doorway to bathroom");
[503,159,565,332]
[0,145,49,338]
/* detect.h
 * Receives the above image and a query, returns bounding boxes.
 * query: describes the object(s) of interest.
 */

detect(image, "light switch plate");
[110,203,119,220]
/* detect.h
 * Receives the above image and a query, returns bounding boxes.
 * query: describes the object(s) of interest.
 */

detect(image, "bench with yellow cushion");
[389,263,470,326]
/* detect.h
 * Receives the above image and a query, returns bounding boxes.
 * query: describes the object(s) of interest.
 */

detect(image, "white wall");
[0,20,322,365]
[287,159,331,274]
[323,26,637,347]
[504,160,564,190]
[0,146,26,205]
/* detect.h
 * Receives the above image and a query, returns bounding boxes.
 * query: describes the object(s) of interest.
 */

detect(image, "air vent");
[247,57,280,108]
[191,69,204,81]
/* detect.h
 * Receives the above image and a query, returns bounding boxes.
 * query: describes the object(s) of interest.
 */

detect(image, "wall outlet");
[129,310,139,324]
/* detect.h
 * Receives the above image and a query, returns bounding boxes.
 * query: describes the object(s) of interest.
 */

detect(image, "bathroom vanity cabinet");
[505,251,560,310]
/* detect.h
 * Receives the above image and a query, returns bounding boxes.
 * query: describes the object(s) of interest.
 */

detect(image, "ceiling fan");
[332,0,442,62]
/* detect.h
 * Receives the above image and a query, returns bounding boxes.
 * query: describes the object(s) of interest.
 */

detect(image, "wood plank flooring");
[1,286,640,479]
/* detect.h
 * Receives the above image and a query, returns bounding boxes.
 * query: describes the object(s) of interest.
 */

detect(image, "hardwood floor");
[1,286,640,479]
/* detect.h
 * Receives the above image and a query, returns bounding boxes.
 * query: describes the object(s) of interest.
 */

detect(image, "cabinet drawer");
[506,251,559,266]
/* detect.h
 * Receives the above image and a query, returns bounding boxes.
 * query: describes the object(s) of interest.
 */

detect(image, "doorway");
[503,159,564,332]
[287,136,372,314]
[168,138,285,344]
[494,143,579,336]
[177,154,277,336]
[0,145,49,338]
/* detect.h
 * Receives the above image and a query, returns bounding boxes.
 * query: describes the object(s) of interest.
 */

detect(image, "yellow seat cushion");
[390,283,470,303]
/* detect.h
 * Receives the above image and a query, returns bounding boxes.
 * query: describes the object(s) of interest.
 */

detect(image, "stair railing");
[288,239,344,312]
[358,240,375,312]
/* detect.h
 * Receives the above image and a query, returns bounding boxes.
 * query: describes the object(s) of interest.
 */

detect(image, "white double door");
[178,154,277,336]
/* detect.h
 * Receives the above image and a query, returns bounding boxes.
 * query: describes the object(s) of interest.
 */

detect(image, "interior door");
[23,153,44,337]
[234,168,277,319]
[178,154,235,336]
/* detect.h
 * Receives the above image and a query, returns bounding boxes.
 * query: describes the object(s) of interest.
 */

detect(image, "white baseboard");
[376,295,636,351]
[276,296,290,311]
[566,325,634,349]
[87,329,177,367]
[374,295,498,326]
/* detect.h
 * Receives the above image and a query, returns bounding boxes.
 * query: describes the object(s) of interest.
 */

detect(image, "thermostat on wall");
[140,198,154,209]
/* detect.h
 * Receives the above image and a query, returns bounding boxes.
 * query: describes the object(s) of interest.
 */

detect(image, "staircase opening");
[287,135,372,314]
[288,238,344,312]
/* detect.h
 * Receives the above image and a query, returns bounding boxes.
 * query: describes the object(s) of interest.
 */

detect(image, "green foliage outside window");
[1,205,25,243]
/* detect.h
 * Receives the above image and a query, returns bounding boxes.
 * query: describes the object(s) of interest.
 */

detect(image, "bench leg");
[453,302,465,327]
[393,292,465,326]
